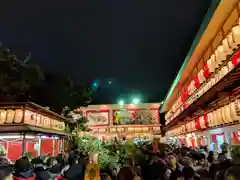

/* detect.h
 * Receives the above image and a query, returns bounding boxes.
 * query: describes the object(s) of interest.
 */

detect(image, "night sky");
[0,0,211,104]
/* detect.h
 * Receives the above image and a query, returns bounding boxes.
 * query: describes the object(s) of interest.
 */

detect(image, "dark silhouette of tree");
[0,45,44,101]
[0,44,92,114]
[34,72,92,113]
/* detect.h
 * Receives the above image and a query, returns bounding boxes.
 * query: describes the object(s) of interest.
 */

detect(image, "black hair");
[31,156,43,165]
[68,155,79,165]
[14,156,32,171]
[170,169,184,180]
[47,157,58,167]
[0,165,12,180]
[183,166,195,180]
[0,158,12,180]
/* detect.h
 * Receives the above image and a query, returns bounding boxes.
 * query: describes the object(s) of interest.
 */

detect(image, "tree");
[34,72,92,113]
[0,44,92,114]
[61,106,90,134]
[0,45,44,101]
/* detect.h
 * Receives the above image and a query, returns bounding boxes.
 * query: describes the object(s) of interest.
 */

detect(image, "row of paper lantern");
[25,110,65,131]
[0,109,65,131]
[166,19,240,123]
[167,99,240,137]
[166,52,239,124]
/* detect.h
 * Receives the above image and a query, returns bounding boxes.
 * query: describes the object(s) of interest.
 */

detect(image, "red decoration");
[233,132,239,144]
[203,113,208,128]
[195,118,201,130]
[181,87,189,103]
[203,64,211,78]
[183,103,188,109]
[232,52,240,67]
[194,75,200,89]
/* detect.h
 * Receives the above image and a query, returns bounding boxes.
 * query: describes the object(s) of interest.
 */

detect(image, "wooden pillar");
[52,138,55,156]
[38,136,41,156]
[21,133,26,157]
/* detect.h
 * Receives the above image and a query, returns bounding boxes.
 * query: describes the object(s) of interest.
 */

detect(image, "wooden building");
[0,102,69,161]
[161,0,240,151]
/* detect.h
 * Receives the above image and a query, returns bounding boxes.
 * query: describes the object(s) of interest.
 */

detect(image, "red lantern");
[195,118,201,130]
[232,52,240,67]
[194,75,200,89]
[203,113,208,128]
[203,64,211,79]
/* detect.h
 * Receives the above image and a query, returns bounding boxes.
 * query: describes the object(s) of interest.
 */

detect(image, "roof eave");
[161,0,220,113]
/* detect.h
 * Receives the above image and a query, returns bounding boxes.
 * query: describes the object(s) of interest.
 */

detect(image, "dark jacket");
[34,166,51,180]
[13,169,34,179]
[62,164,84,180]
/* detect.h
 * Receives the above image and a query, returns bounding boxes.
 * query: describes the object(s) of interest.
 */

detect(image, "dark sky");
[0,0,211,104]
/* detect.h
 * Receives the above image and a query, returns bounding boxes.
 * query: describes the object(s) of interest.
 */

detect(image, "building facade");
[161,0,240,151]
[74,103,161,140]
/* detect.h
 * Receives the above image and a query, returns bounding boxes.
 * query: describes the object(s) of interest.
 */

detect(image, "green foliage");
[24,152,33,160]
[61,106,90,134]
[231,145,240,161]
[75,137,120,170]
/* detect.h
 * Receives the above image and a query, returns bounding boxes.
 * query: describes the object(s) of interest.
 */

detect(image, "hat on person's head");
[14,156,32,172]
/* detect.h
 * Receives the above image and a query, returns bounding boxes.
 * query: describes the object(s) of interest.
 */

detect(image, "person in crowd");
[117,166,136,180]
[100,172,112,180]
[61,154,84,180]
[13,157,34,180]
[56,151,65,169]
[207,151,214,164]
[166,153,184,180]
[182,166,198,180]
[0,157,13,180]
[32,157,52,180]
[46,157,61,178]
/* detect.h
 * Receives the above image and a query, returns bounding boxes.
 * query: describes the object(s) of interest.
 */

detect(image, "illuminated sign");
[113,109,159,125]
[87,111,109,126]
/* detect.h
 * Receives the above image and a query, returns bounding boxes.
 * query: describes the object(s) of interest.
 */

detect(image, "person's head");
[14,156,32,172]
[207,151,214,163]
[0,166,12,180]
[182,166,194,180]
[31,156,43,167]
[167,153,177,168]
[68,155,78,165]
[47,157,58,167]
[204,146,208,152]
[170,169,184,180]
[117,167,135,180]
[218,153,226,162]
[0,158,12,180]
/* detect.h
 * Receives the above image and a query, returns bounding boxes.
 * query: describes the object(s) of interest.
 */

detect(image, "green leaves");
[75,137,120,171]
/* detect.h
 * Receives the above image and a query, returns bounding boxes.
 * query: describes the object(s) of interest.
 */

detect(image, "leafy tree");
[61,106,91,134]
[0,46,44,101]
[34,72,92,113]
[0,44,91,115]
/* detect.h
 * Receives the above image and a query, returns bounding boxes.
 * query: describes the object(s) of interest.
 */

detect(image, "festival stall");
[0,102,68,161]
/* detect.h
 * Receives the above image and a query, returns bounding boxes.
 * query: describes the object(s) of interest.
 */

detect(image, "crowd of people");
[0,145,239,180]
